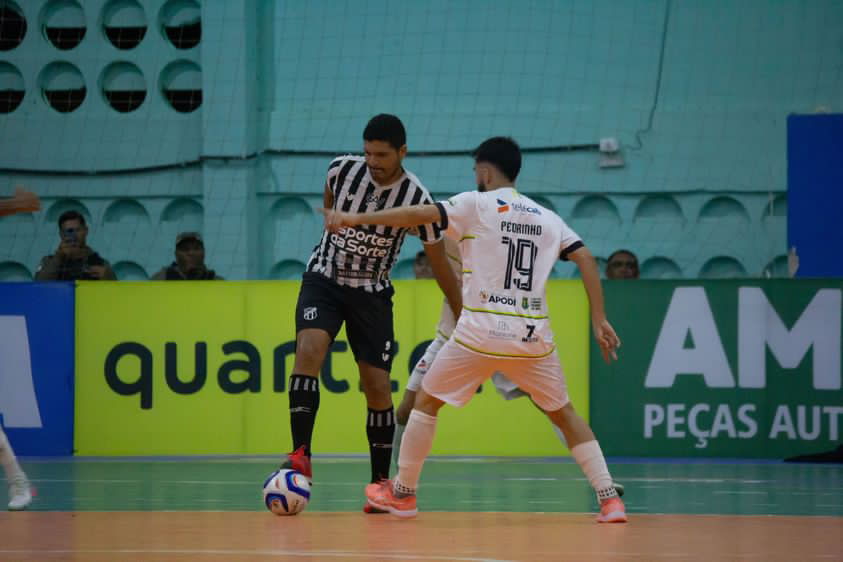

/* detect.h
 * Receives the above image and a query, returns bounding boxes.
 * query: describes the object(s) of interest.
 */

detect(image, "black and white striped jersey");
[305,155,443,293]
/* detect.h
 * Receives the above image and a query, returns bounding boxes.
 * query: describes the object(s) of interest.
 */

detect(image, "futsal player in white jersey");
[395,238,623,473]
[321,137,626,523]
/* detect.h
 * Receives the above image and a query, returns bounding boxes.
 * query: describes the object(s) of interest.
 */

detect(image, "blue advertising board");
[787,114,843,277]
[0,282,75,455]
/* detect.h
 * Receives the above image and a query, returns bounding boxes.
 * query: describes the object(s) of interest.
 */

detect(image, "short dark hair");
[473,137,522,182]
[58,210,86,229]
[607,249,638,265]
[363,114,406,150]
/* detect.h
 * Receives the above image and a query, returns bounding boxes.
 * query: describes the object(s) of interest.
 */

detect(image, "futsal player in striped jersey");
[281,114,462,513]
[321,136,627,523]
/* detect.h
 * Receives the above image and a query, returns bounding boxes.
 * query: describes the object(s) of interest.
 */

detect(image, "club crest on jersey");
[522,297,529,310]
[366,192,389,208]
[496,199,510,213]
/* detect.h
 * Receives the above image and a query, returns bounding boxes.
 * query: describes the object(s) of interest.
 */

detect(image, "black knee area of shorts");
[289,374,320,455]
[367,407,395,482]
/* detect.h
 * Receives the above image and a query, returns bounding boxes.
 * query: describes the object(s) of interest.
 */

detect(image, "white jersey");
[435,187,583,358]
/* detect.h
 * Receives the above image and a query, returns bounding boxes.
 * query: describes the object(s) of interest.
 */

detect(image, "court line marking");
[712,491,767,495]
[0,549,512,561]
[2,549,841,560]
[506,477,778,484]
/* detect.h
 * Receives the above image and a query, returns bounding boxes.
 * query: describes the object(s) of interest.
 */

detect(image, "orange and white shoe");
[364,479,417,518]
[362,500,388,514]
[597,496,627,523]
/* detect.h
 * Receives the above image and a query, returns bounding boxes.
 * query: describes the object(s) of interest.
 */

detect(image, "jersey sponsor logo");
[329,227,395,258]
[479,290,516,306]
[334,269,376,279]
[303,307,318,321]
[496,199,510,213]
[490,319,517,340]
[489,294,516,306]
[512,202,541,215]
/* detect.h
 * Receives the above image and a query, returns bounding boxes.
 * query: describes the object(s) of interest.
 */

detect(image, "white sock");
[392,422,406,468]
[0,429,25,481]
[395,409,437,492]
[571,440,616,500]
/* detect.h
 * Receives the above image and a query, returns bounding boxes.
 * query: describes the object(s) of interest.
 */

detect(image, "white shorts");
[490,372,529,401]
[406,333,448,392]
[421,340,570,412]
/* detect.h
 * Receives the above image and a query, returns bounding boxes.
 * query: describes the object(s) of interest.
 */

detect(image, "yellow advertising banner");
[75,280,589,456]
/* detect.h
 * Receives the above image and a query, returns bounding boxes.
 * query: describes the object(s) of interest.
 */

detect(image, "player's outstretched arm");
[319,204,440,231]
[0,187,40,217]
[568,246,621,363]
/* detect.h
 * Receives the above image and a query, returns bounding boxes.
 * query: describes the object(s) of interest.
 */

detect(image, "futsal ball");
[262,468,311,515]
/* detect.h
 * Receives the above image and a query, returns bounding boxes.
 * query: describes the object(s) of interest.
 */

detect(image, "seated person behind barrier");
[605,249,639,280]
[35,210,116,280]
[152,232,223,280]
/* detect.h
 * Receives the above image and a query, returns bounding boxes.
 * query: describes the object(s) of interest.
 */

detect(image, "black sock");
[289,374,320,456]
[366,407,395,482]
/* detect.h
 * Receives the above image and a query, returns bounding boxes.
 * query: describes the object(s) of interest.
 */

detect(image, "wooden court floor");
[1,457,841,561]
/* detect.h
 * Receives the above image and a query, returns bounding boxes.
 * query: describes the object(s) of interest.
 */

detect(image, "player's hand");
[318,208,355,232]
[593,317,621,363]
[13,187,40,212]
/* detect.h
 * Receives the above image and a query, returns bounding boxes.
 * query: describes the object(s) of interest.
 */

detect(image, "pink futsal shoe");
[364,479,417,518]
[280,445,312,485]
[362,500,388,514]
[597,497,627,523]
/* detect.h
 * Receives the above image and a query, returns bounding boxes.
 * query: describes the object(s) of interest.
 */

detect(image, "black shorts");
[295,272,395,371]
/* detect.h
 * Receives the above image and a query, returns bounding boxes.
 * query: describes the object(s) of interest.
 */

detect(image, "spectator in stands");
[0,187,39,217]
[412,250,433,279]
[152,232,223,280]
[605,249,639,280]
[35,210,116,280]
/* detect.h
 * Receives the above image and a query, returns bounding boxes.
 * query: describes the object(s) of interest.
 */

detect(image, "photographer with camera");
[35,210,115,281]
[151,232,223,281]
